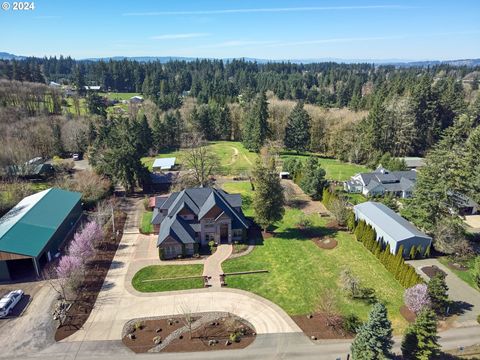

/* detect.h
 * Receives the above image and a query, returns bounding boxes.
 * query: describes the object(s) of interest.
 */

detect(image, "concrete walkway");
[408,258,480,326]
[202,244,233,287]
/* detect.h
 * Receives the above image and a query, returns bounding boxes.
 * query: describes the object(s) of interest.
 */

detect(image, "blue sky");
[1,0,479,60]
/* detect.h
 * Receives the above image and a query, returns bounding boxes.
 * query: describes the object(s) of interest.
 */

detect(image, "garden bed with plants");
[312,237,338,250]
[122,313,256,353]
[53,207,127,341]
[421,265,446,279]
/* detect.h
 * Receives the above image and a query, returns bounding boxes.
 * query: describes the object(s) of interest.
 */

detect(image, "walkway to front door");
[202,244,232,288]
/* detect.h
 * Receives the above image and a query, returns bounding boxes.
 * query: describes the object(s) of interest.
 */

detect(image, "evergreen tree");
[152,113,166,152]
[299,157,327,200]
[284,101,311,152]
[427,274,449,315]
[52,122,65,157]
[401,309,440,360]
[252,158,285,232]
[243,92,269,152]
[351,303,393,360]
[137,114,152,156]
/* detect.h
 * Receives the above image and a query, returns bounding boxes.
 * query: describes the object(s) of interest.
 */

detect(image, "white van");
[0,290,24,318]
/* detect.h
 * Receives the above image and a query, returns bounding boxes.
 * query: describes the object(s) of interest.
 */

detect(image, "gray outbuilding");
[353,201,432,257]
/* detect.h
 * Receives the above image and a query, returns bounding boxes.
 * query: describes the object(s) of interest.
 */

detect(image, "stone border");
[122,311,257,353]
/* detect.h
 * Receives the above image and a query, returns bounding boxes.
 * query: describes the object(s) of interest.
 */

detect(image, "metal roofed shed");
[0,188,82,281]
[353,201,432,258]
[152,157,176,171]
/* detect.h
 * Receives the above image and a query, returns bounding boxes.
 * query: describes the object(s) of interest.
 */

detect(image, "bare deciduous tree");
[181,132,218,187]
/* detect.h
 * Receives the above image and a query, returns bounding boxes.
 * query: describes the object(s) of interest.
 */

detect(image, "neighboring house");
[0,188,82,281]
[84,85,101,91]
[152,157,176,172]
[353,201,432,258]
[143,172,177,193]
[344,165,417,198]
[2,163,54,180]
[400,157,426,169]
[447,191,479,216]
[129,95,144,103]
[151,187,249,259]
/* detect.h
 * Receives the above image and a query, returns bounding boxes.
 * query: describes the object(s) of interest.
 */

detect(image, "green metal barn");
[0,188,82,281]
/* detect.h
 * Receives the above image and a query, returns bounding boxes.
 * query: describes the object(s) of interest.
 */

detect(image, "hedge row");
[352,219,423,288]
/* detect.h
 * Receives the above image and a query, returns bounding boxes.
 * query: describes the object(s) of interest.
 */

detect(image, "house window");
[205,233,215,242]
[233,229,243,237]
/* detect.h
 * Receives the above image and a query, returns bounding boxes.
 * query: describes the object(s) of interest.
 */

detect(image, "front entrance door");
[220,224,229,244]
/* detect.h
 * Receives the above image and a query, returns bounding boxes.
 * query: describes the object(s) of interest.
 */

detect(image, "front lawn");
[140,211,154,234]
[438,257,479,291]
[132,264,204,292]
[222,208,408,333]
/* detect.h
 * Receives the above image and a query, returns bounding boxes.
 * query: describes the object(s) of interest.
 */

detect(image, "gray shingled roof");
[354,202,431,242]
[155,187,249,246]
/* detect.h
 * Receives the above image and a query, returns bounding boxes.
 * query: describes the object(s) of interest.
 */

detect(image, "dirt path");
[282,180,330,215]
[242,152,253,165]
[226,146,240,166]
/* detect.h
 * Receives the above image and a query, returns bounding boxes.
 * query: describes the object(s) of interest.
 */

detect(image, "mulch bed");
[325,220,346,231]
[447,261,469,271]
[54,210,127,341]
[312,237,338,250]
[123,315,256,353]
[261,231,275,239]
[292,313,354,340]
[421,265,447,279]
[400,305,416,323]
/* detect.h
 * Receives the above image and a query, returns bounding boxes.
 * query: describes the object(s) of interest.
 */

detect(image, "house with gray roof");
[344,165,417,198]
[151,187,249,259]
[353,201,432,258]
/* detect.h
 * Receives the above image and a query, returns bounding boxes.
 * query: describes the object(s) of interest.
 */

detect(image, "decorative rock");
[128,333,136,340]
[208,340,215,346]
[179,335,183,340]
[155,328,162,333]
[307,314,313,319]
[153,336,162,345]
[310,335,317,341]
[225,340,231,346]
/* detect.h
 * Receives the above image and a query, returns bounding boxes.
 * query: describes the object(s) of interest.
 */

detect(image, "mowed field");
[104,92,141,101]
[220,181,407,333]
[143,141,366,180]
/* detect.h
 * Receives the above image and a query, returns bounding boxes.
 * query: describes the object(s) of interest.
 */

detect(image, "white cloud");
[150,33,210,40]
[124,5,412,16]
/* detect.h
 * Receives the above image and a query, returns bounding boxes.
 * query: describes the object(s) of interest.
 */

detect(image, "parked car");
[0,290,24,318]
[72,153,80,161]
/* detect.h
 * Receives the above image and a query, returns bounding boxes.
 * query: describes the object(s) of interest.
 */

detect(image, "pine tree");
[409,246,417,260]
[137,115,152,156]
[401,309,440,360]
[284,101,311,152]
[242,92,269,152]
[347,211,356,232]
[152,113,165,152]
[427,274,449,315]
[351,303,393,360]
[299,157,327,200]
[252,158,285,232]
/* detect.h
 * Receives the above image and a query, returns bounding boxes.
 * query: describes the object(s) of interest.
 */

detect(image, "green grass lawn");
[280,153,368,181]
[142,141,257,175]
[438,257,479,291]
[104,92,141,101]
[140,211,154,233]
[221,183,407,333]
[142,141,366,180]
[132,264,204,292]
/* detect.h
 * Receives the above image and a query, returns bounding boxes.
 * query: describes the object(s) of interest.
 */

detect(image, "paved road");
[408,258,480,326]
[202,244,232,287]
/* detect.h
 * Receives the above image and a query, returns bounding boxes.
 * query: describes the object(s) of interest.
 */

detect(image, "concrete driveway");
[408,258,480,326]
[63,200,300,343]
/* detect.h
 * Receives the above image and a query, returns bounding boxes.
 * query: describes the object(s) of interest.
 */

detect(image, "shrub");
[229,332,240,342]
[343,314,362,334]
[208,240,216,253]
[404,284,431,314]
[296,214,313,230]
[134,321,144,331]
[158,248,165,260]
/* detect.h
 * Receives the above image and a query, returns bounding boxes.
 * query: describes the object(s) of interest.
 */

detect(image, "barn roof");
[353,201,431,242]
[0,188,81,257]
[152,157,176,170]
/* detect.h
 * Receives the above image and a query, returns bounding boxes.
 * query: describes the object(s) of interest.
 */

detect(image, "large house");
[0,188,82,281]
[151,187,249,259]
[344,165,417,198]
[353,202,432,258]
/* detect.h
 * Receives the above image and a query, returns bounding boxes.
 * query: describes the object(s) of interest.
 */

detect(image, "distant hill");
[0,52,26,60]
[2,51,480,67]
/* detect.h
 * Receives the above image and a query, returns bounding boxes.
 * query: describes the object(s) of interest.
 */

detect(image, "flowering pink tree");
[69,221,103,265]
[54,255,83,300]
[404,283,431,314]
[80,221,104,247]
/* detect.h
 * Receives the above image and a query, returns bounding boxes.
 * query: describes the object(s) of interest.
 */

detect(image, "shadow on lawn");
[273,225,339,241]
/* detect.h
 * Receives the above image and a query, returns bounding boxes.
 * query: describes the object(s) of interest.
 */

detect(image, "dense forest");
[0,56,479,176]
